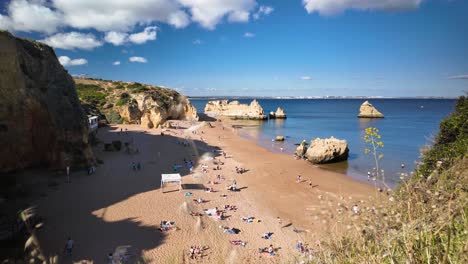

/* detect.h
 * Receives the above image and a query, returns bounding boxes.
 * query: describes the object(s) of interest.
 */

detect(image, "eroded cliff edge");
[0,31,94,173]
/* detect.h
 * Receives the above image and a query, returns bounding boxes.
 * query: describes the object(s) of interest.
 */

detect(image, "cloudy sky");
[1,0,467,97]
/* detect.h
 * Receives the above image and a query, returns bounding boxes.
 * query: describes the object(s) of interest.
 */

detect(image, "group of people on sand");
[235,166,246,174]
[189,245,205,259]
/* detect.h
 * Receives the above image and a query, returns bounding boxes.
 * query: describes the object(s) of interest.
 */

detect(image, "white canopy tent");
[161,173,182,192]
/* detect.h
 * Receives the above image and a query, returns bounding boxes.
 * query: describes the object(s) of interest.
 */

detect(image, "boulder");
[295,140,308,157]
[358,101,384,118]
[269,107,287,119]
[0,31,94,173]
[275,135,285,141]
[204,99,267,120]
[305,137,349,164]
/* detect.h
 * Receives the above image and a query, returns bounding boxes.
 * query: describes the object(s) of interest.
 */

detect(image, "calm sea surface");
[190,99,456,185]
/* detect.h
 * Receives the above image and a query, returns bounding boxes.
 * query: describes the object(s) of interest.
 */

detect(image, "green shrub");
[106,110,123,124]
[76,84,106,105]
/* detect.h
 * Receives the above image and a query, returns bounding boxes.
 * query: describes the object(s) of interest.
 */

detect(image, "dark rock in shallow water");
[0,30,94,173]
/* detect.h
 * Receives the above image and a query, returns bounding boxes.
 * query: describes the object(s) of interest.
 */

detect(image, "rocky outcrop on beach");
[204,100,267,120]
[0,31,94,173]
[305,137,349,164]
[296,140,308,157]
[358,101,384,118]
[74,78,199,129]
[269,107,287,119]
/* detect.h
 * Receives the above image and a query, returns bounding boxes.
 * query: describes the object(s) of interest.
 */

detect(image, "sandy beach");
[33,119,374,263]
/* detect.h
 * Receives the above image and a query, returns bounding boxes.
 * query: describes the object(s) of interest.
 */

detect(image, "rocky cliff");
[358,101,384,118]
[0,31,94,173]
[74,78,199,129]
[204,99,267,120]
[269,107,287,119]
[305,137,349,164]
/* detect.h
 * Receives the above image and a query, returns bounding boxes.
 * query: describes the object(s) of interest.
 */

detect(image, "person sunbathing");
[241,216,255,223]
[220,226,240,234]
[258,245,275,256]
[224,205,237,211]
[159,221,175,232]
[204,207,218,216]
[261,232,273,239]
[215,211,224,220]
[230,240,247,246]
[190,211,203,217]
[194,198,206,204]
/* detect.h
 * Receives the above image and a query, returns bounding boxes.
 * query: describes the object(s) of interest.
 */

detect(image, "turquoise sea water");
[190,98,456,185]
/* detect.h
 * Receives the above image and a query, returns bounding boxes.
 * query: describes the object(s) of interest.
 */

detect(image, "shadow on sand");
[3,124,223,263]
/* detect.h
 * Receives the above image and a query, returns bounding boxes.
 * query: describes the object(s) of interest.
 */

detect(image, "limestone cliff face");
[120,93,199,128]
[305,137,349,164]
[0,31,94,173]
[269,107,287,119]
[204,99,267,120]
[358,101,384,118]
[74,78,199,129]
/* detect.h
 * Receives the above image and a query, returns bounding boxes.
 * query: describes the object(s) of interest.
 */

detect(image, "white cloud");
[129,56,148,63]
[104,26,158,46]
[253,5,274,20]
[168,10,190,28]
[302,0,423,16]
[1,0,264,34]
[52,0,183,32]
[193,39,202,44]
[0,0,62,34]
[113,61,121,66]
[128,26,158,44]
[227,10,250,22]
[58,56,87,66]
[244,32,255,38]
[40,32,103,50]
[178,0,257,30]
[301,76,312,80]
[448,74,468,80]
[104,31,128,46]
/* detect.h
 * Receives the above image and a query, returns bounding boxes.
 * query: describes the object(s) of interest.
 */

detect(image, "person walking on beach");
[296,175,302,183]
[64,237,74,256]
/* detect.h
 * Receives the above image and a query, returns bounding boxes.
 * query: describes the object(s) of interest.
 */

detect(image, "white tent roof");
[161,173,181,183]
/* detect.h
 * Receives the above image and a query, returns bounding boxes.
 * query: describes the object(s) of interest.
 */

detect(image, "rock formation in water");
[0,31,94,173]
[305,137,349,164]
[204,99,267,120]
[74,78,199,129]
[296,140,308,157]
[358,101,384,118]
[275,135,285,141]
[269,107,287,119]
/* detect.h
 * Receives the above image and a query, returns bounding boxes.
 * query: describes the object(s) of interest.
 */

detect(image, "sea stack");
[269,107,287,119]
[204,99,267,120]
[295,140,308,157]
[305,137,349,164]
[358,101,384,118]
[0,31,94,173]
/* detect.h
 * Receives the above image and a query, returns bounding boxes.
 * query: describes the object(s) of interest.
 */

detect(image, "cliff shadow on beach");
[0,124,222,263]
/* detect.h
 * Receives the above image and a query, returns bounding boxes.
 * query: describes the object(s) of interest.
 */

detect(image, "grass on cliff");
[311,96,468,264]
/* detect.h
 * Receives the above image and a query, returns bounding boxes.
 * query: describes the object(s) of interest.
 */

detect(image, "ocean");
[190,98,456,185]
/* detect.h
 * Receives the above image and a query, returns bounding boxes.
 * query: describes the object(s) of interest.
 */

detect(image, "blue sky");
[1,0,467,97]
